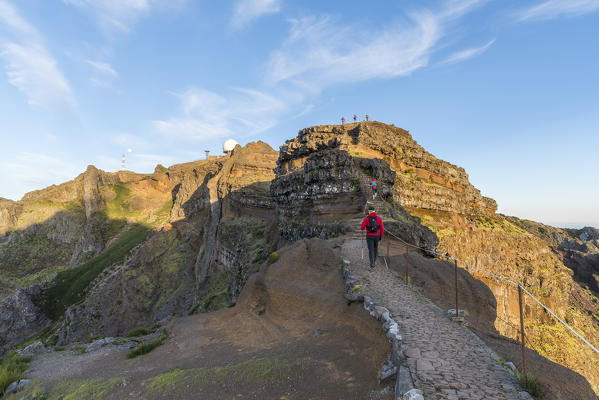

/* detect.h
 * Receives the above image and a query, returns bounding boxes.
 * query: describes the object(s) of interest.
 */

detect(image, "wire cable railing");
[382,221,599,359]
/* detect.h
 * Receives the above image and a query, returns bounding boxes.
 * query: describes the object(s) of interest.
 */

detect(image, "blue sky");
[0,0,598,228]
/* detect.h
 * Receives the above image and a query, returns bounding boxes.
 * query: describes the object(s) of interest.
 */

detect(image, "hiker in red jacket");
[361,207,384,270]
[371,179,378,199]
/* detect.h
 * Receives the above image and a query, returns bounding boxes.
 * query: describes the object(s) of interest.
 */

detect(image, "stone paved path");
[342,238,529,400]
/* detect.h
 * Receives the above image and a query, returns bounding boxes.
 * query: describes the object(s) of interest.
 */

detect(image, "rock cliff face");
[0,142,278,348]
[0,285,49,351]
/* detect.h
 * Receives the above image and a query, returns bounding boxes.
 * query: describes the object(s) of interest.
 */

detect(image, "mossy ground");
[5,377,122,400]
[144,357,306,397]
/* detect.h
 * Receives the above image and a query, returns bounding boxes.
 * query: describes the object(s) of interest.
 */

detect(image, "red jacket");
[361,212,384,237]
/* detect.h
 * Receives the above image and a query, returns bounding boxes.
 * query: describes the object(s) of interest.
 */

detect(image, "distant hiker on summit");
[371,179,378,199]
[361,207,384,271]
[341,117,345,125]
[353,114,357,122]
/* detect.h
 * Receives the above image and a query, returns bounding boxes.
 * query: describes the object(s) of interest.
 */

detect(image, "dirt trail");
[16,239,392,400]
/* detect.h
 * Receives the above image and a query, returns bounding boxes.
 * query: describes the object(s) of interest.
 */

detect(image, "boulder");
[4,379,32,396]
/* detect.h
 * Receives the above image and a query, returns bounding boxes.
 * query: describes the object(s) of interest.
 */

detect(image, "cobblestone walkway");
[342,238,529,400]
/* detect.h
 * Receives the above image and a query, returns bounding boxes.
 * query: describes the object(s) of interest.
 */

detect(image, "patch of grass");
[105,183,132,219]
[126,331,167,359]
[145,357,306,395]
[0,352,31,396]
[150,199,173,227]
[517,370,541,398]
[124,324,159,338]
[267,252,278,264]
[72,345,86,355]
[39,224,150,320]
[49,377,121,400]
[351,285,364,293]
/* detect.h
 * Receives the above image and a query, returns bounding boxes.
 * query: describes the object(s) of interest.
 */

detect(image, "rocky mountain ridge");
[1,121,598,396]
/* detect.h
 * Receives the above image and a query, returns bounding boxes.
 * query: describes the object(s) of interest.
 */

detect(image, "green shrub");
[126,331,167,359]
[124,325,158,338]
[40,224,150,320]
[517,370,541,398]
[267,252,278,265]
[0,353,31,395]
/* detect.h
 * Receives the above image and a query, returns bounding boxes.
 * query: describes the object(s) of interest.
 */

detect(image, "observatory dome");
[223,139,239,153]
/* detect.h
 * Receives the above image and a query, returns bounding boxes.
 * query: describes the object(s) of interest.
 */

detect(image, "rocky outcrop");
[0,285,50,353]
[276,122,496,217]
[272,149,365,221]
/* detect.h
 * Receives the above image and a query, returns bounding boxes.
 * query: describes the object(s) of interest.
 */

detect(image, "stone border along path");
[341,234,534,400]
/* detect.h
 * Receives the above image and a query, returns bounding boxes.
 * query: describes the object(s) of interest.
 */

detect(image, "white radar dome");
[223,139,239,153]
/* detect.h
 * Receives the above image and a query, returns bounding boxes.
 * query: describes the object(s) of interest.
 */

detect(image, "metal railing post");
[518,284,527,372]
[454,259,459,318]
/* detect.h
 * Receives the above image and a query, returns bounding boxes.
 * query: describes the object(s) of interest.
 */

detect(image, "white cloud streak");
[231,0,281,30]
[63,0,150,32]
[515,0,599,21]
[0,0,75,110]
[63,0,186,32]
[85,59,118,77]
[437,39,495,66]
[264,0,488,89]
[153,88,286,141]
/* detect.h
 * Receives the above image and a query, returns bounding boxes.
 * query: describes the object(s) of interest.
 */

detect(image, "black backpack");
[366,216,378,233]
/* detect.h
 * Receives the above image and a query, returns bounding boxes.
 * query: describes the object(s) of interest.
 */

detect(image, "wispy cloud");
[63,0,151,32]
[264,0,488,89]
[153,88,286,141]
[0,0,76,110]
[63,0,186,33]
[1,152,81,196]
[85,59,118,77]
[231,0,281,30]
[515,0,599,21]
[437,39,495,66]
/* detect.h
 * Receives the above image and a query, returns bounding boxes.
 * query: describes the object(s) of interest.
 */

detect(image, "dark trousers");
[366,235,380,267]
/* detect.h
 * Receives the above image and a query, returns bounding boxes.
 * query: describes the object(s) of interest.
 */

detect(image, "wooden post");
[405,247,409,283]
[386,239,390,259]
[518,284,527,372]
[454,260,459,318]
